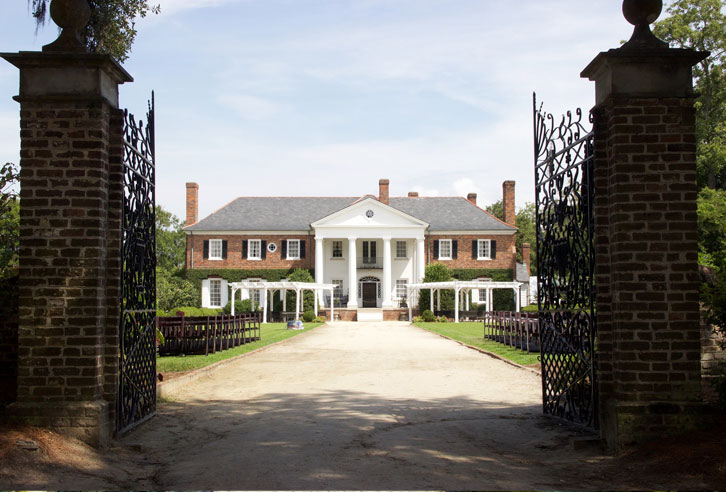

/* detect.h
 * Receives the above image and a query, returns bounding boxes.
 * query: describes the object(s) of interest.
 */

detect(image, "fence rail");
[157,312,261,356]
[483,311,540,353]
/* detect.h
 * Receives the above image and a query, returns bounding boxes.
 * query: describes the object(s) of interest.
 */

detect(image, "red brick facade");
[185,233,518,274]
[187,234,315,270]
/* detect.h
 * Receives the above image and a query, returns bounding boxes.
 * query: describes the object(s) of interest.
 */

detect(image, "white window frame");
[333,279,343,299]
[209,239,223,260]
[332,240,343,259]
[477,239,491,260]
[248,239,262,260]
[395,240,407,259]
[209,278,222,307]
[438,239,452,260]
[287,239,300,260]
[395,279,408,299]
[247,278,262,306]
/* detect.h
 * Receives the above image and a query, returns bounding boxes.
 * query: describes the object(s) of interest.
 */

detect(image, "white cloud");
[218,94,286,120]
[157,0,242,15]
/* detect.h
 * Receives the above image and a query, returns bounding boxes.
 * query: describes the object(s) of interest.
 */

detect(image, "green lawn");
[413,322,541,366]
[156,322,323,373]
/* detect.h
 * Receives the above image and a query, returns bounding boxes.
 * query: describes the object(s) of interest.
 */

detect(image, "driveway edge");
[157,324,323,399]
[414,324,542,376]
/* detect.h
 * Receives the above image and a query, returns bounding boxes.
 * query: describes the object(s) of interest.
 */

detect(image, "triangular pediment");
[312,197,428,229]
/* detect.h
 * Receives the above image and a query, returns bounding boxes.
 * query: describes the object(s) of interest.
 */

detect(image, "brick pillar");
[502,180,515,227]
[1,50,133,445]
[582,9,708,449]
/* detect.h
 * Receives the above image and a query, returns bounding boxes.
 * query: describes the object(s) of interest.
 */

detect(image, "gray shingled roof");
[184,196,516,232]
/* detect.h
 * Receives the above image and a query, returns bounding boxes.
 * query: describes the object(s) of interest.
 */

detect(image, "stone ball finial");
[623,0,663,26]
[621,0,668,50]
[50,0,91,30]
[43,0,91,52]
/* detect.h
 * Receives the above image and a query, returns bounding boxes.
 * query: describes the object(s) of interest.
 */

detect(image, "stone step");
[357,308,383,322]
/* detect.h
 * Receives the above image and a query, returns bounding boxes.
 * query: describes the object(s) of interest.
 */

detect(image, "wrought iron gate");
[117,94,157,435]
[533,93,598,430]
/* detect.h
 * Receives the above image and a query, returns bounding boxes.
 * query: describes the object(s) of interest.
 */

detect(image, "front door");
[362,283,377,307]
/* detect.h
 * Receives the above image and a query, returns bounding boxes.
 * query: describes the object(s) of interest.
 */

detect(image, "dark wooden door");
[362,283,377,307]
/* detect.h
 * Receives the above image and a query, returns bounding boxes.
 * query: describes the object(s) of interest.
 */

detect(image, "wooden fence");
[483,311,540,353]
[157,312,261,356]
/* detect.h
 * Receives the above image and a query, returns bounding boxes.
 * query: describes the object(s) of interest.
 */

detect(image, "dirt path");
[2,321,723,490]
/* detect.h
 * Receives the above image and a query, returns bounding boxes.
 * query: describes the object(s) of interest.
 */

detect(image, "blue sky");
[0,0,634,221]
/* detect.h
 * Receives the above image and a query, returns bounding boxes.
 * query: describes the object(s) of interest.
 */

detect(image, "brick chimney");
[186,182,199,226]
[522,242,531,275]
[467,193,477,206]
[408,191,419,197]
[502,180,515,227]
[379,179,390,205]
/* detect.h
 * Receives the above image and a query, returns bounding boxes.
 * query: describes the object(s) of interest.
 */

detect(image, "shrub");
[422,310,436,322]
[412,316,424,323]
[302,310,315,322]
[222,299,257,314]
[521,304,539,313]
[314,315,326,323]
[436,316,448,323]
[170,306,223,317]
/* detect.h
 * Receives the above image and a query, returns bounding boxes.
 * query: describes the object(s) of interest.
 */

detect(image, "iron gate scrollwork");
[118,94,157,435]
[533,93,598,430]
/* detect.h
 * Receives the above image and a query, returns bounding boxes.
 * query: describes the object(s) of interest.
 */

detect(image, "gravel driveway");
[121,321,607,490]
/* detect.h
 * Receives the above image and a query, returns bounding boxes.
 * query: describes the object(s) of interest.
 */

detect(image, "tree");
[654,0,726,189]
[0,163,19,281]
[157,275,198,312]
[418,263,454,313]
[515,202,537,275]
[486,200,503,221]
[155,205,186,275]
[29,0,160,62]
[286,268,316,313]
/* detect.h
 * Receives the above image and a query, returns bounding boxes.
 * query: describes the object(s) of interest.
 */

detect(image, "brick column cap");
[1,51,133,108]
[581,47,708,105]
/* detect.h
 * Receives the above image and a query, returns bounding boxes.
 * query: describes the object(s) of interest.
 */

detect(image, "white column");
[416,237,426,282]
[437,289,440,311]
[295,288,301,319]
[408,287,412,322]
[262,287,268,323]
[315,237,324,308]
[455,286,460,323]
[314,290,319,316]
[282,289,287,311]
[465,290,470,311]
[250,289,255,312]
[429,287,434,312]
[347,237,358,309]
[231,287,237,315]
[515,287,520,313]
[330,288,335,322]
[382,237,393,307]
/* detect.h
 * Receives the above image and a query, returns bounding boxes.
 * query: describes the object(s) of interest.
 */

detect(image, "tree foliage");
[654,0,726,189]
[29,0,160,62]
[0,163,19,281]
[156,205,186,275]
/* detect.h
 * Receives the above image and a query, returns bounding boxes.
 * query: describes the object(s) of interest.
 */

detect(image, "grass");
[156,322,323,373]
[413,322,541,366]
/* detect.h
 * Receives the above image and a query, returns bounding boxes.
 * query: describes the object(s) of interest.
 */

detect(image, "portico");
[311,197,428,311]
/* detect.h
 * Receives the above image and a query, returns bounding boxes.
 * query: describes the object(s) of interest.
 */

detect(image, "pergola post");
[231,287,237,315]
[262,287,268,323]
[454,286,460,323]
[330,288,335,321]
[295,288,301,320]
[429,288,434,312]
[314,290,318,317]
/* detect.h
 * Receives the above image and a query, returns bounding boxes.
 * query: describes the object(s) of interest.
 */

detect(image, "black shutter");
[433,240,439,259]
[472,240,477,259]
[261,240,267,259]
[203,240,209,259]
[491,241,497,259]
[281,240,287,259]
[222,240,228,259]
[371,241,376,258]
[452,240,458,259]
[242,240,248,258]
[300,240,306,259]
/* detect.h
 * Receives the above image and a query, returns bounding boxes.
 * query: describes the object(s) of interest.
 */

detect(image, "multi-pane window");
[287,239,300,259]
[395,279,408,299]
[477,239,491,260]
[396,241,407,258]
[209,239,223,260]
[332,240,343,258]
[333,279,343,299]
[248,239,261,260]
[209,279,222,307]
[439,239,452,259]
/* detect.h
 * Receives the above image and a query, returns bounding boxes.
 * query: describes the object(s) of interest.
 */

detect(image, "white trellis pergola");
[228,280,337,323]
[407,280,523,323]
